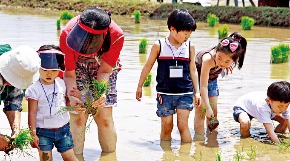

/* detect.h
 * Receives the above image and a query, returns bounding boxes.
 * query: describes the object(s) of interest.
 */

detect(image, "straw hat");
[0,45,40,89]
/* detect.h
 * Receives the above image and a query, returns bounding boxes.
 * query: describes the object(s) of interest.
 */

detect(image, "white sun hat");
[0,45,40,89]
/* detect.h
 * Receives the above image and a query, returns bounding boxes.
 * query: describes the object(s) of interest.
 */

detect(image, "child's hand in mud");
[92,95,106,109]
[206,108,214,120]
[68,87,81,99]
[136,87,143,101]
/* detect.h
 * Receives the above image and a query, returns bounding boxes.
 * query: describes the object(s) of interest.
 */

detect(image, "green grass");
[217,24,228,39]
[143,72,152,87]
[207,13,219,27]
[241,16,255,30]
[139,38,148,54]
[271,44,290,64]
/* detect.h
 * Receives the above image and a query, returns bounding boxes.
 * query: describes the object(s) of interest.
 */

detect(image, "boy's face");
[39,68,59,85]
[266,98,290,115]
[171,27,192,43]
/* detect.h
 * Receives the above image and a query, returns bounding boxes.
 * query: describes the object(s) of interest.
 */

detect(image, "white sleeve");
[25,84,40,101]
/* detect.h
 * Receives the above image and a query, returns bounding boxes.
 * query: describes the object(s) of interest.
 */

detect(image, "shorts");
[233,106,254,122]
[75,61,119,107]
[1,86,23,112]
[36,123,74,153]
[208,79,219,97]
[156,93,194,117]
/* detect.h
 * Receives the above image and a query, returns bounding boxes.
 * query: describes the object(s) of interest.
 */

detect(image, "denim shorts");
[156,93,194,117]
[208,79,219,97]
[233,106,254,122]
[36,123,74,153]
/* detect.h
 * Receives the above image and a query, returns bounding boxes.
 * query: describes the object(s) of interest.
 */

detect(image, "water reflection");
[1,7,290,161]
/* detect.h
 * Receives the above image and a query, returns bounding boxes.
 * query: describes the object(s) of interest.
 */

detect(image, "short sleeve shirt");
[25,77,69,128]
[234,91,290,123]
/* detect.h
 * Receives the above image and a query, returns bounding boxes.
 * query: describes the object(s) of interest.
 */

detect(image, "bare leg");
[94,107,117,152]
[238,112,251,137]
[273,115,287,133]
[70,112,89,154]
[61,149,79,161]
[177,109,192,143]
[160,115,173,141]
[4,111,20,138]
[38,150,52,161]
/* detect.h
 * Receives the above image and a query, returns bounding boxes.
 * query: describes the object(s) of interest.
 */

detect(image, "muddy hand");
[92,95,106,109]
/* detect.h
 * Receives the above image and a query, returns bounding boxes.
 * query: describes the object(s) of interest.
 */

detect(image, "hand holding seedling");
[206,108,214,120]
[92,95,106,109]
[67,95,86,112]
[68,87,82,99]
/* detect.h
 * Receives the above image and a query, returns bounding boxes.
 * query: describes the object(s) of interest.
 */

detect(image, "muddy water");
[0,7,290,161]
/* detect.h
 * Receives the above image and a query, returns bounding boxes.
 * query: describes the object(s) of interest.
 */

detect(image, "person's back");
[233,81,290,143]
[136,8,200,143]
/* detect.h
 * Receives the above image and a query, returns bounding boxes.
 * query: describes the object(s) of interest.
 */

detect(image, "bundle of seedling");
[58,79,108,116]
[208,117,219,132]
[0,128,33,154]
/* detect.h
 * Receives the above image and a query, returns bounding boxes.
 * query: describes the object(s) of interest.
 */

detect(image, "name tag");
[43,116,61,128]
[169,66,183,78]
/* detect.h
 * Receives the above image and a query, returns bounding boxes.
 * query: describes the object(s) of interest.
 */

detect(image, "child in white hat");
[25,45,84,161]
[0,45,40,151]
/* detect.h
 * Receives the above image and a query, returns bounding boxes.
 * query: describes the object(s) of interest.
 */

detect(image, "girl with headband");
[194,32,247,136]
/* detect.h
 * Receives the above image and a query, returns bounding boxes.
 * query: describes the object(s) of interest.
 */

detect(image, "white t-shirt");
[25,77,69,128]
[234,91,290,124]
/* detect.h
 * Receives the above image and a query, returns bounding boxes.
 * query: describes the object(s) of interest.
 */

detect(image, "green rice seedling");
[271,44,290,64]
[246,144,257,159]
[3,128,33,154]
[56,19,61,30]
[278,137,290,153]
[207,13,219,27]
[241,16,255,30]
[143,72,152,87]
[218,25,228,39]
[133,10,141,24]
[60,10,74,20]
[235,150,245,161]
[216,151,222,161]
[57,79,108,116]
[139,38,148,54]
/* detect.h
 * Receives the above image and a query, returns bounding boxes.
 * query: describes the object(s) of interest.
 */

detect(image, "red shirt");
[59,16,124,71]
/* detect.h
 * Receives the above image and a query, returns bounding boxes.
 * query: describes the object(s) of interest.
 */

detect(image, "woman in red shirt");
[59,7,124,155]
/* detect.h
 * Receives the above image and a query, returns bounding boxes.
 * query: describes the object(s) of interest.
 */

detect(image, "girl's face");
[215,51,234,69]
[39,68,59,85]
[172,29,192,43]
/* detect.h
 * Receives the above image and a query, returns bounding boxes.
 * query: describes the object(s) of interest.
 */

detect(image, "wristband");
[195,93,200,96]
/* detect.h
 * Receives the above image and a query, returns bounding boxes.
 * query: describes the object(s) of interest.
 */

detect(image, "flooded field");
[0,6,290,161]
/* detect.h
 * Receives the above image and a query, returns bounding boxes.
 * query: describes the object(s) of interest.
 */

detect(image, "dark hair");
[80,7,111,56]
[38,45,64,71]
[167,9,197,32]
[267,81,290,103]
[216,32,247,69]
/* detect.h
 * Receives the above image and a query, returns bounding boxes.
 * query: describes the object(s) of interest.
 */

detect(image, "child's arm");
[200,55,215,119]
[27,98,40,149]
[264,123,280,143]
[189,44,200,106]
[136,41,160,101]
